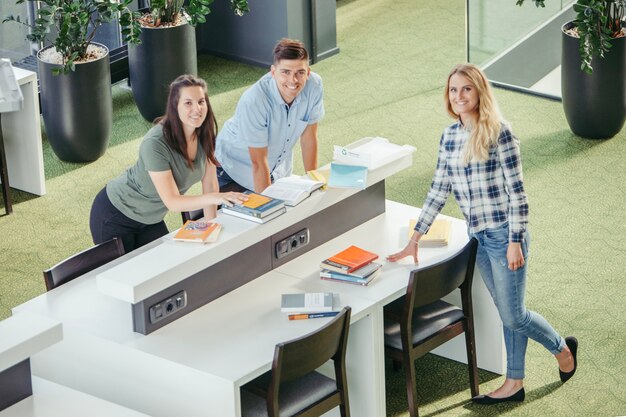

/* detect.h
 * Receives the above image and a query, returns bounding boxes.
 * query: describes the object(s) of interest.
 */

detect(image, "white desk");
[0,377,150,417]
[13,200,504,417]
[0,313,62,373]
[0,67,45,196]
[0,313,149,417]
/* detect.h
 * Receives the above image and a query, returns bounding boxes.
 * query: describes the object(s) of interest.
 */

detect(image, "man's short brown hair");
[273,38,309,64]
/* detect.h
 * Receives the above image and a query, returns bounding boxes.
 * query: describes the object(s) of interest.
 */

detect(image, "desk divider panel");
[0,359,32,411]
[132,180,386,335]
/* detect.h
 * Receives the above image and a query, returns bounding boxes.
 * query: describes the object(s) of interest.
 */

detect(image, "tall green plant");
[147,0,249,27]
[3,0,142,75]
[517,0,626,73]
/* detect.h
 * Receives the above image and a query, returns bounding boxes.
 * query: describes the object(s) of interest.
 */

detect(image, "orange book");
[174,220,221,243]
[242,193,272,209]
[322,245,379,273]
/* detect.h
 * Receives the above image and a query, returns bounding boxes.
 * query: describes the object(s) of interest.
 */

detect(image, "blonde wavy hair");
[444,64,503,164]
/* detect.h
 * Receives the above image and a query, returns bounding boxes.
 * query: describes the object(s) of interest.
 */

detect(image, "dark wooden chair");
[43,237,125,291]
[181,209,204,224]
[383,238,479,417]
[240,306,352,417]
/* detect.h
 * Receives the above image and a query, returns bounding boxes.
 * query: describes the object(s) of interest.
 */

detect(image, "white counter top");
[97,152,413,304]
[0,377,149,417]
[0,313,62,372]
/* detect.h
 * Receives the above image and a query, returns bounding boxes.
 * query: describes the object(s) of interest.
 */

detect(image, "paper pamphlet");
[281,292,335,313]
[328,163,368,190]
[333,137,416,170]
[408,218,451,247]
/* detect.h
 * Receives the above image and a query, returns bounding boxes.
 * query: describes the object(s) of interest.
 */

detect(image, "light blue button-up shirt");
[215,71,324,191]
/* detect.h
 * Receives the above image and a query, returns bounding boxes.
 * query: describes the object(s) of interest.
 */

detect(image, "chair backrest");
[181,209,204,224]
[268,306,351,412]
[43,237,125,291]
[405,238,478,314]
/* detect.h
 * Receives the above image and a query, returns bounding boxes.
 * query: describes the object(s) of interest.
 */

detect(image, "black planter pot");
[38,43,113,162]
[561,21,626,139]
[128,23,198,122]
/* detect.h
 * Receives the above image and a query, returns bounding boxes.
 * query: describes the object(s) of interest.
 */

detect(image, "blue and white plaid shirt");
[414,122,529,242]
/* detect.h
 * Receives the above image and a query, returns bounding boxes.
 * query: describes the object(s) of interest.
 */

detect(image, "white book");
[281,292,335,313]
[221,206,286,223]
[262,176,325,206]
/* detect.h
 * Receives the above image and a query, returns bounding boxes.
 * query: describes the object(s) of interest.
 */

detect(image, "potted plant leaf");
[128,0,249,122]
[3,0,141,162]
[518,0,626,138]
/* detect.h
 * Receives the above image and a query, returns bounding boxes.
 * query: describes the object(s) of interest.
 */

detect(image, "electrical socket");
[275,228,310,259]
[149,290,187,324]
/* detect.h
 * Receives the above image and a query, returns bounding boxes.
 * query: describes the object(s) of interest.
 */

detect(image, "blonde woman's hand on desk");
[386,231,422,264]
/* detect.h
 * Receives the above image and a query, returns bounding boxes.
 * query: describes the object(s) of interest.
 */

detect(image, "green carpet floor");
[1,0,625,415]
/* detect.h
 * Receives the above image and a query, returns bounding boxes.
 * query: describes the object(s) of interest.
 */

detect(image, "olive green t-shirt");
[106,124,206,224]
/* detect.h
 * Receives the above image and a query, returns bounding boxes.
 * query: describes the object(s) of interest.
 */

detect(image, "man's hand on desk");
[386,231,422,264]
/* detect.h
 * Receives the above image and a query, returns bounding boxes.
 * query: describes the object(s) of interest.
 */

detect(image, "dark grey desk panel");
[132,181,386,335]
[0,359,32,411]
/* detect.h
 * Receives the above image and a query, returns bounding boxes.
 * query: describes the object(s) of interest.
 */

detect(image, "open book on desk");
[262,175,325,206]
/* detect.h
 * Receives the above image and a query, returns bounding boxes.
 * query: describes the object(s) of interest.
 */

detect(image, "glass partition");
[0,1,34,63]
[467,0,576,99]
[0,1,143,78]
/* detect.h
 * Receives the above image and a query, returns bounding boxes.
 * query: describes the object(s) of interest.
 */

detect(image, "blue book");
[320,268,380,286]
[328,163,368,190]
[222,191,285,219]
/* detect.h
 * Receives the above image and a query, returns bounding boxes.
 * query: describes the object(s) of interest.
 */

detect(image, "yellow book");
[307,169,328,190]
[408,218,451,247]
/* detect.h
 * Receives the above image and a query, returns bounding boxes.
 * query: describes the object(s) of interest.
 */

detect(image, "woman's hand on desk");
[212,192,248,207]
[386,232,421,264]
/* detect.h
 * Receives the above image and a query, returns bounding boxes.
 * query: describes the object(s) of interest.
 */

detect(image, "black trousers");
[89,187,168,253]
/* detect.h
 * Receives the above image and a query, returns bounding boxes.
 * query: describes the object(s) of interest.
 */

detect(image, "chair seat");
[241,370,337,417]
[384,298,464,351]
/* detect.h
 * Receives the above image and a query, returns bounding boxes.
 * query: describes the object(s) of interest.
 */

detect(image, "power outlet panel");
[149,290,187,324]
[275,228,310,259]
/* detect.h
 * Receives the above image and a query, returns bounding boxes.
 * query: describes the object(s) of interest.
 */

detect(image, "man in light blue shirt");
[215,38,324,192]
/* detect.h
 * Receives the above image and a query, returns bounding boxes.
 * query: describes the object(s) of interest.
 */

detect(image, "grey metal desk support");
[0,116,11,215]
[0,59,25,215]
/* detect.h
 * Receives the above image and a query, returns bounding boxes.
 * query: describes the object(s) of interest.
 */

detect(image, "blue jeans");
[471,224,565,379]
[216,167,271,192]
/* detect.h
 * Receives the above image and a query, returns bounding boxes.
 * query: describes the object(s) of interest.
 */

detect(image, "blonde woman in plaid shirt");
[388,64,578,404]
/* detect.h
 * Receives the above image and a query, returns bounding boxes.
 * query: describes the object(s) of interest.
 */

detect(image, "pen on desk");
[288,311,339,320]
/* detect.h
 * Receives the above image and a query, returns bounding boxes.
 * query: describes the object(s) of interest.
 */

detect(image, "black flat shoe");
[472,387,525,405]
[560,336,578,383]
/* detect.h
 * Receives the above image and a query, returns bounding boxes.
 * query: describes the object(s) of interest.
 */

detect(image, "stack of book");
[320,245,381,286]
[281,292,338,320]
[222,191,286,223]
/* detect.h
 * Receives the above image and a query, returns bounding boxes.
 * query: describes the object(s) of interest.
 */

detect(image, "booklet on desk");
[333,137,416,170]
[262,175,325,206]
[281,292,335,313]
[408,218,451,247]
[327,163,368,190]
[173,220,221,243]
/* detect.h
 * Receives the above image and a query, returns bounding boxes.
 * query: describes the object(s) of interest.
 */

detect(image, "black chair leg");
[404,354,419,417]
[0,116,13,215]
[464,321,479,397]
